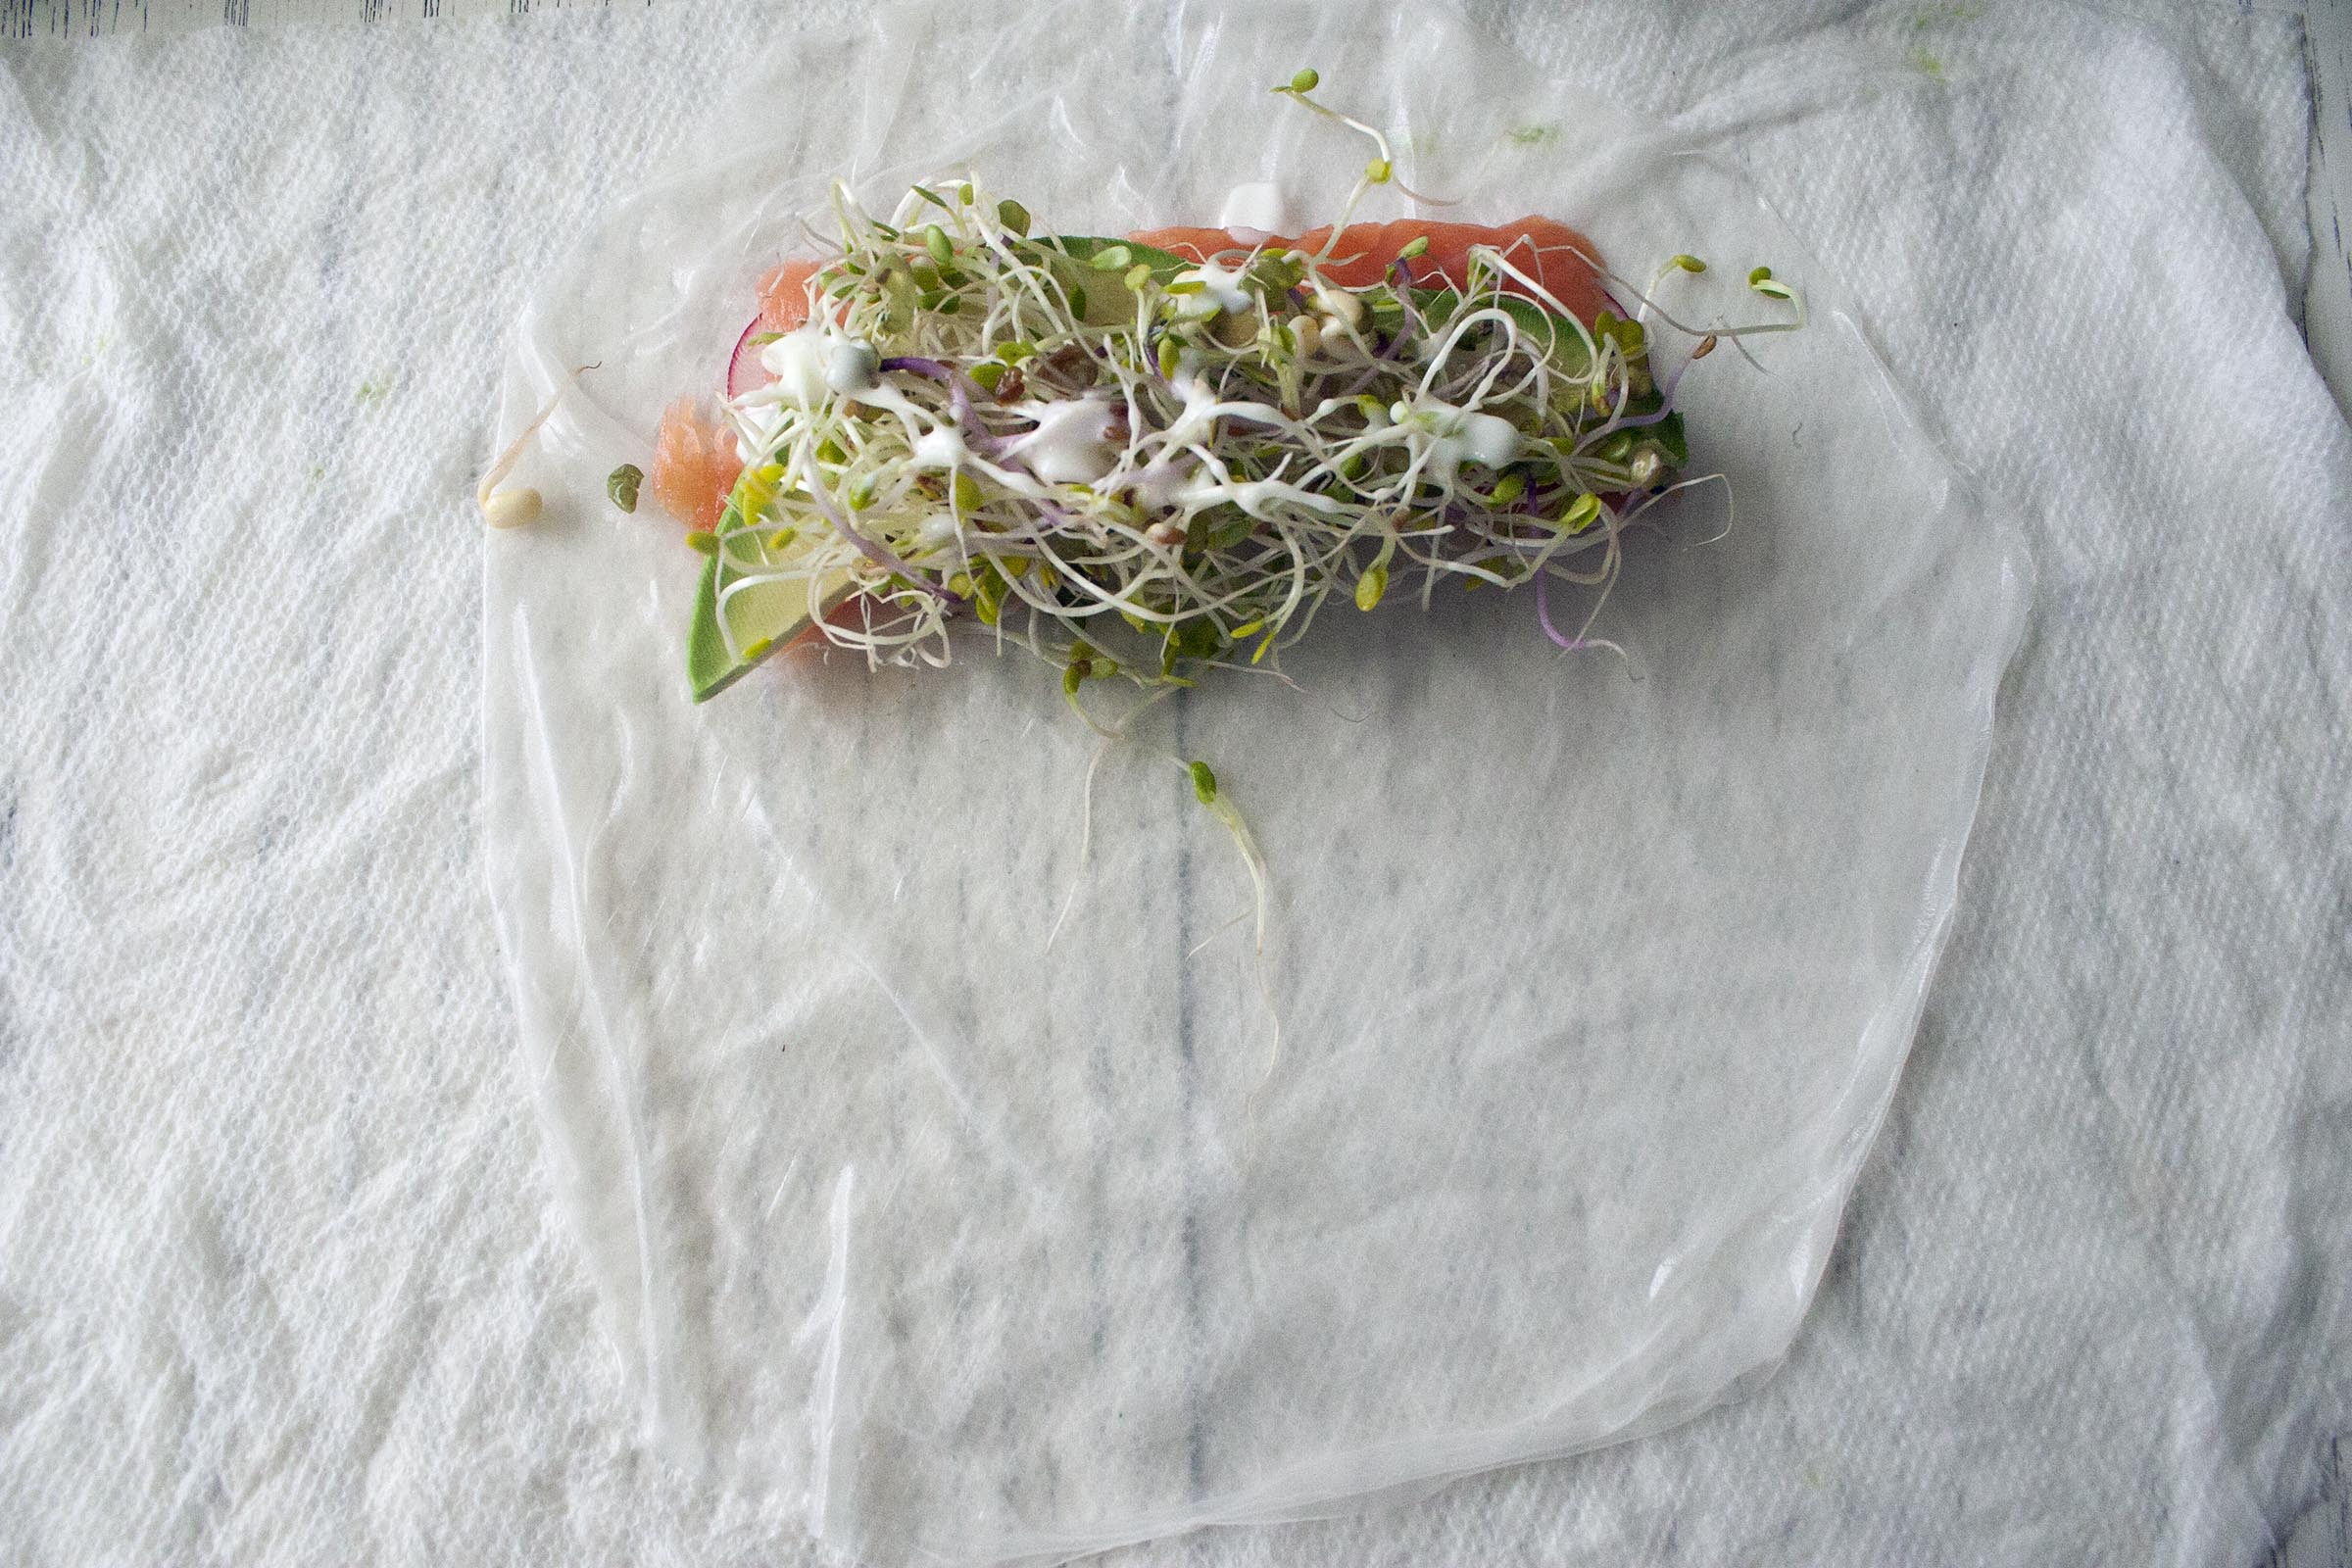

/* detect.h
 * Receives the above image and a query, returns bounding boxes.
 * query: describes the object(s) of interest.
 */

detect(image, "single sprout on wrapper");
[479,363,598,528]
[631,72,1804,962]
[1270,67,1456,217]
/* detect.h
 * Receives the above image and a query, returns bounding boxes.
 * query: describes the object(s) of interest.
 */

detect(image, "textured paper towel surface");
[1,3,2346,1566]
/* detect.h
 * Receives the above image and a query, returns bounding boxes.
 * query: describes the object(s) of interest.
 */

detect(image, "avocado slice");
[1034,236,1196,326]
[687,548,856,702]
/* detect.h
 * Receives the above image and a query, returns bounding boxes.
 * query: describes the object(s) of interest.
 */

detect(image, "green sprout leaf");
[1558,493,1602,533]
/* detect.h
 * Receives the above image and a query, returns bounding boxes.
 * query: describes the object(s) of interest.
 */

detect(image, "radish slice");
[725,317,767,399]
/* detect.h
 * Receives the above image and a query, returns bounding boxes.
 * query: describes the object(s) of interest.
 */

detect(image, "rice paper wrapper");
[482,1,2031,1560]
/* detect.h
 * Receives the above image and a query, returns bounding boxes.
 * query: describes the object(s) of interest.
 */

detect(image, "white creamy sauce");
[755,323,833,409]
[1129,455,1200,510]
[1160,368,1284,450]
[1004,396,1121,485]
[1171,257,1255,318]
[746,324,886,409]
[910,426,967,471]
[1393,394,1525,483]
[824,340,879,396]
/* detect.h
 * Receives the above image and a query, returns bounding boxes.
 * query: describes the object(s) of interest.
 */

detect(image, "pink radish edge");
[725,316,768,399]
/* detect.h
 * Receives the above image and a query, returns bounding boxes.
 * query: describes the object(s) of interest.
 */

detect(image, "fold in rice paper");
[481,2,2029,1561]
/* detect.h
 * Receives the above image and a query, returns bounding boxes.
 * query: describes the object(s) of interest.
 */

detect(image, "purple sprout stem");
[1657,357,1691,407]
[1535,566,1587,652]
[793,452,939,593]
[881,355,1010,457]
[1587,401,1681,441]
[1389,268,1428,352]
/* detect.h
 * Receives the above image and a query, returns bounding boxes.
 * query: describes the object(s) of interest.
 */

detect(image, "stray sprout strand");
[480,361,598,528]
[1272,74,1457,212]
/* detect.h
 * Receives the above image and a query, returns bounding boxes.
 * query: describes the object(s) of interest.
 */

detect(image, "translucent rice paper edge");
[481,2,2032,1562]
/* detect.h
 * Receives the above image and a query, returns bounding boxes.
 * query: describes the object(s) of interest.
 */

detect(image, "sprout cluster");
[690,74,1800,722]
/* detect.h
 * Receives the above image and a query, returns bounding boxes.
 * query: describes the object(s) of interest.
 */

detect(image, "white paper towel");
[0,2,2343,1565]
